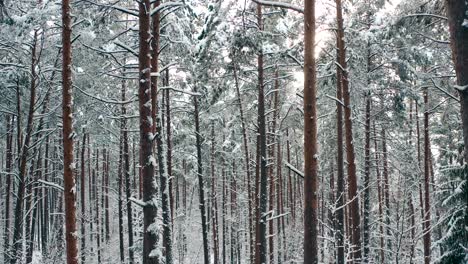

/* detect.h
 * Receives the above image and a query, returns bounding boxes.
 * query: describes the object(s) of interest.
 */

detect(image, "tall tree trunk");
[118,137,125,262]
[211,122,220,264]
[193,85,210,264]
[303,0,319,263]
[94,149,102,264]
[255,4,268,264]
[157,100,173,264]
[363,91,371,262]
[61,2,79,260]
[3,115,13,264]
[11,30,39,264]
[165,70,174,226]
[140,0,158,262]
[423,89,431,264]
[445,0,468,249]
[233,64,254,262]
[104,149,110,243]
[335,32,345,264]
[373,122,385,263]
[336,0,361,260]
[446,0,468,164]
[80,131,87,263]
[121,69,135,264]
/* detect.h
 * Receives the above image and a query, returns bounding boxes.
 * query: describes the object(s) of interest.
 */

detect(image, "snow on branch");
[129,197,147,208]
[284,161,304,179]
[75,85,138,104]
[252,0,304,14]
[38,180,64,191]
[150,2,184,16]
[159,86,202,96]
[114,41,138,57]
[430,78,460,102]
[402,13,448,21]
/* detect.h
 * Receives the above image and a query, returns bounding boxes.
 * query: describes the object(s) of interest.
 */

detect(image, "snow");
[149,155,157,167]
[454,84,468,91]
[462,19,468,28]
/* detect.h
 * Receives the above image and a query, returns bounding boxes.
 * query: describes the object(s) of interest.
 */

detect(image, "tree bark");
[80,131,87,264]
[233,64,254,262]
[11,30,39,264]
[423,89,431,264]
[255,4,268,264]
[210,122,220,264]
[303,0,319,263]
[335,31,345,264]
[121,68,135,264]
[3,115,13,264]
[193,85,210,264]
[61,2,79,260]
[140,0,158,262]
[335,0,362,260]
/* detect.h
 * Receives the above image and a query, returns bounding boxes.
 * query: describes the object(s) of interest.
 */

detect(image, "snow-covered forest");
[0,0,467,263]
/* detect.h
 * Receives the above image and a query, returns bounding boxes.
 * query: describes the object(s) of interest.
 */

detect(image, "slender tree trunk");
[335,32,346,264]
[3,115,13,264]
[157,100,173,264]
[303,0,319,263]
[118,136,125,262]
[139,0,158,262]
[61,2,79,260]
[373,122,385,263]
[336,0,361,260]
[211,122,220,264]
[121,68,135,264]
[11,30,39,264]
[95,149,102,264]
[256,4,268,264]
[233,64,254,262]
[104,149,110,243]
[165,70,174,226]
[193,85,210,264]
[423,89,431,264]
[80,131,87,263]
[363,92,371,262]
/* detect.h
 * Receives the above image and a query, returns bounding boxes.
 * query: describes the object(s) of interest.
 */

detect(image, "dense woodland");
[0,0,467,263]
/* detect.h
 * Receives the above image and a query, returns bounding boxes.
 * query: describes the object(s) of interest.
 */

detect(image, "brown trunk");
[268,73,279,264]
[363,93,371,261]
[61,3,79,260]
[80,131,87,263]
[445,0,468,248]
[121,69,135,264]
[118,135,125,262]
[11,30,39,264]
[94,149,102,264]
[303,0,319,263]
[423,89,431,264]
[256,4,268,264]
[373,122,385,263]
[335,30,346,264]
[211,122,220,264]
[336,0,361,259]
[165,70,174,226]
[254,133,261,264]
[140,0,158,262]
[3,115,13,263]
[446,0,468,164]
[104,149,110,242]
[233,64,254,261]
[193,85,210,264]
